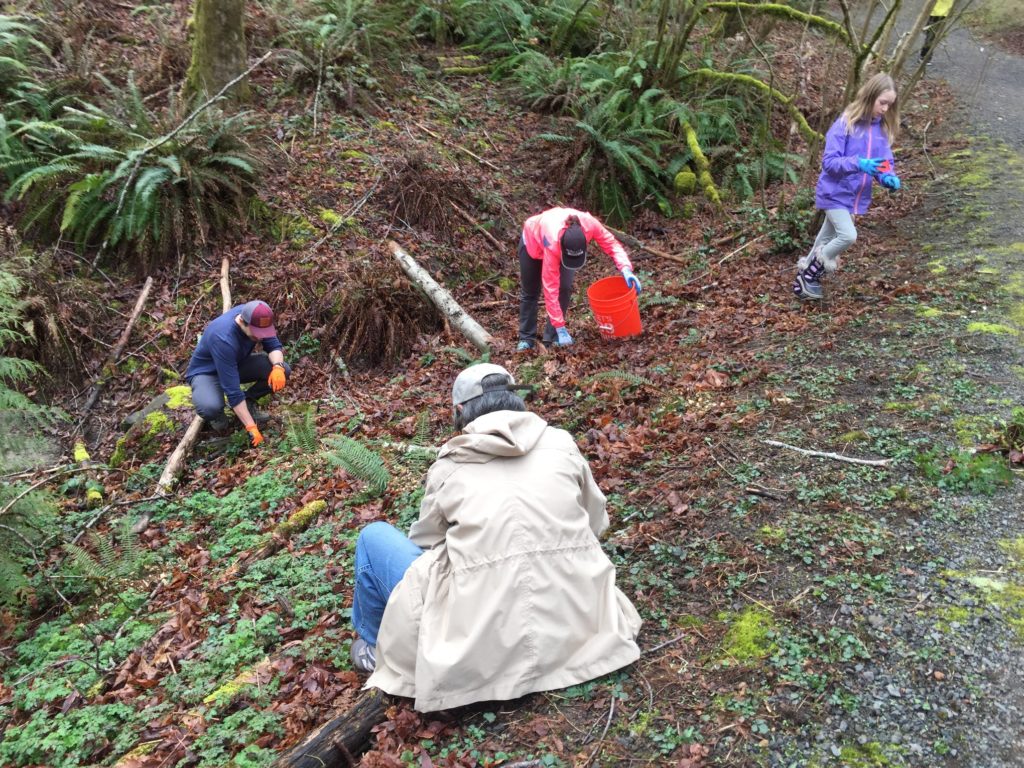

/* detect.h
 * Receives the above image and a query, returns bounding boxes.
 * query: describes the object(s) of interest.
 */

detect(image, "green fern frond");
[440,346,489,366]
[324,435,389,496]
[284,406,320,454]
[583,370,654,387]
[413,411,432,447]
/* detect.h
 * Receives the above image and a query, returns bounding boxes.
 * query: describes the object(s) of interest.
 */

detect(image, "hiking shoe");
[204,416,231,431]
[350,637,376,673]
[244,402,271,426]
[793,274,823,300]
[516,340,534,351]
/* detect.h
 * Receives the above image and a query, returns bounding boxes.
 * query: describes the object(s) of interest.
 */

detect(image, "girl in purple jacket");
[794,73,902,300]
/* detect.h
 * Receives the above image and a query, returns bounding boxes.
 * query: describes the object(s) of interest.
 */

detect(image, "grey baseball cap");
[451,363,516,406]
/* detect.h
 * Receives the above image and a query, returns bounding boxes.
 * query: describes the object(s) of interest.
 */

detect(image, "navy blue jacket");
[185,305,283,407]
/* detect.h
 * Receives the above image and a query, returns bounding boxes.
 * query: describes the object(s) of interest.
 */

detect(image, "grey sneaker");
[350,637,376,672]
[516,340,534,351]
[794,274,823,300]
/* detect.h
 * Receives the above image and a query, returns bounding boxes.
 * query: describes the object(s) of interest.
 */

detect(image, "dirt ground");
[4,4,1024,768]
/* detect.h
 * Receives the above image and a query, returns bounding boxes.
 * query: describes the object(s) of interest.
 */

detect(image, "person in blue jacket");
[185,300,291,446]
[793,73,902,300]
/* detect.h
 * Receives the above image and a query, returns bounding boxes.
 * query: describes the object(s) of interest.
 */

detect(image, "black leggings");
[517,239,575,344]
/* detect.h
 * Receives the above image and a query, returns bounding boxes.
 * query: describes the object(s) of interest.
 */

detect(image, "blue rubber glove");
[879,173,901,190]
[555,326,573,346]
[857,157,884,175]
[621,267,642,294]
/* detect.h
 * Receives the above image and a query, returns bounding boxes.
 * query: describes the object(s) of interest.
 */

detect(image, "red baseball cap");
[240,300,278,340]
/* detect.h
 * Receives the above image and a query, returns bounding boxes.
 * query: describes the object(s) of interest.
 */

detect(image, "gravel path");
[926,17,1024,145]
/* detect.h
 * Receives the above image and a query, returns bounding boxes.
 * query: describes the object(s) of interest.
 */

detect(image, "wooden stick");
[450,201,504,249]
[135,260,232,532]
[219,256,232,313]
[413,121,501,171]
[388,240,494,353]
[761,439,893,467]
[605,225,690,265]
[76,276,154,432]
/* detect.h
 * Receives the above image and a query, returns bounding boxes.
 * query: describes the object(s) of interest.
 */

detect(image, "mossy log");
[271,689,387,768]
[680,122,722,207]
[110,386,194,468]
[687,68,821,144]
[216,500,327,585]
[703,2,850,43]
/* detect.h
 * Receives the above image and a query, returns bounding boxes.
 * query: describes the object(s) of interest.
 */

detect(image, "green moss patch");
[719,608,776,663]
[966,321,1019,336]
[165,385,193,409]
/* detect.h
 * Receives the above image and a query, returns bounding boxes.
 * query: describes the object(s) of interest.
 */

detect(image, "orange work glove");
[246,424,264,447]
[268,364,287,393]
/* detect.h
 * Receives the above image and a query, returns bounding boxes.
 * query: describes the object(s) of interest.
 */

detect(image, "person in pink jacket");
[517,207,641,350]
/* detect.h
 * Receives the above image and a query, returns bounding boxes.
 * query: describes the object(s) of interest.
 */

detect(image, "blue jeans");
[352,521,423,646]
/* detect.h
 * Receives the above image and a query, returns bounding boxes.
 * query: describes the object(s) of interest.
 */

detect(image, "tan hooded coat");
[365,410,642,712]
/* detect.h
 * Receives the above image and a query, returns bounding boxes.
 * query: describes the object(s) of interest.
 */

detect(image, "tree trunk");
[187,0,249,99]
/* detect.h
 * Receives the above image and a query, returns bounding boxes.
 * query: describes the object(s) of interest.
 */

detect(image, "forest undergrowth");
[2,2,1024,767]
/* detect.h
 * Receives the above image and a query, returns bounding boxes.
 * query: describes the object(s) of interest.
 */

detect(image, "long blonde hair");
[842,73,898,142]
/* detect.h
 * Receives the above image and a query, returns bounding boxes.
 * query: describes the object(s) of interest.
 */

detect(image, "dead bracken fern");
[380,153,475,243]
[324,435,389,497]
[333,257,441,368]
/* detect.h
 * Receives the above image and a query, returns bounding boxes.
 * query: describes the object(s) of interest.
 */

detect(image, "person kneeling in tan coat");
[349,363,642,712]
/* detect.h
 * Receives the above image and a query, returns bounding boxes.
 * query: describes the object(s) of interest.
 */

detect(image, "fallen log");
[76,276,154,433]
[605,226,689,265]
[270,689,387,768]
[388,240,493,353]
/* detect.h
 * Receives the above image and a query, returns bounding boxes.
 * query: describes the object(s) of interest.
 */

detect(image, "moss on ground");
[965,321,1019,336]
[719,608,776,663]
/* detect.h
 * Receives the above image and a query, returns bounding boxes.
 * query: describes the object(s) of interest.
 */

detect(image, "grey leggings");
[188,355,292,421]
[801,209,857,274]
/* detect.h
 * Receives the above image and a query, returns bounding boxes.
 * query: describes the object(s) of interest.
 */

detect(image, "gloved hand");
[555,326,574,346]
[879,173,901,190]
[246,424,264,447]
[857,157,884,175]
[268,363,287,393]
[621,267,642,294]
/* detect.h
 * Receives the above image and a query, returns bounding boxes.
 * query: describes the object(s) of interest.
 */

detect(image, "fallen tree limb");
[136,261,232,532]
[413,121,501,171]
[761,439,893,467]
[270,689,387,768]
[76,276,154,433]
[450,201,504,250]
[219,256,231,311]
[605,226,689,265]
[388,240,493,353]
[216,500,327,585]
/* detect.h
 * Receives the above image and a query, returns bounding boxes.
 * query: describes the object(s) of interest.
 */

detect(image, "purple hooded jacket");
[815,114,895,215]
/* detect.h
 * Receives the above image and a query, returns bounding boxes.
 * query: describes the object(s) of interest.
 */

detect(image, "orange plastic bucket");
[587,276,642,339]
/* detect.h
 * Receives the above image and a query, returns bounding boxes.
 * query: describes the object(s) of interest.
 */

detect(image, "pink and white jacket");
[521,207,632,328]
